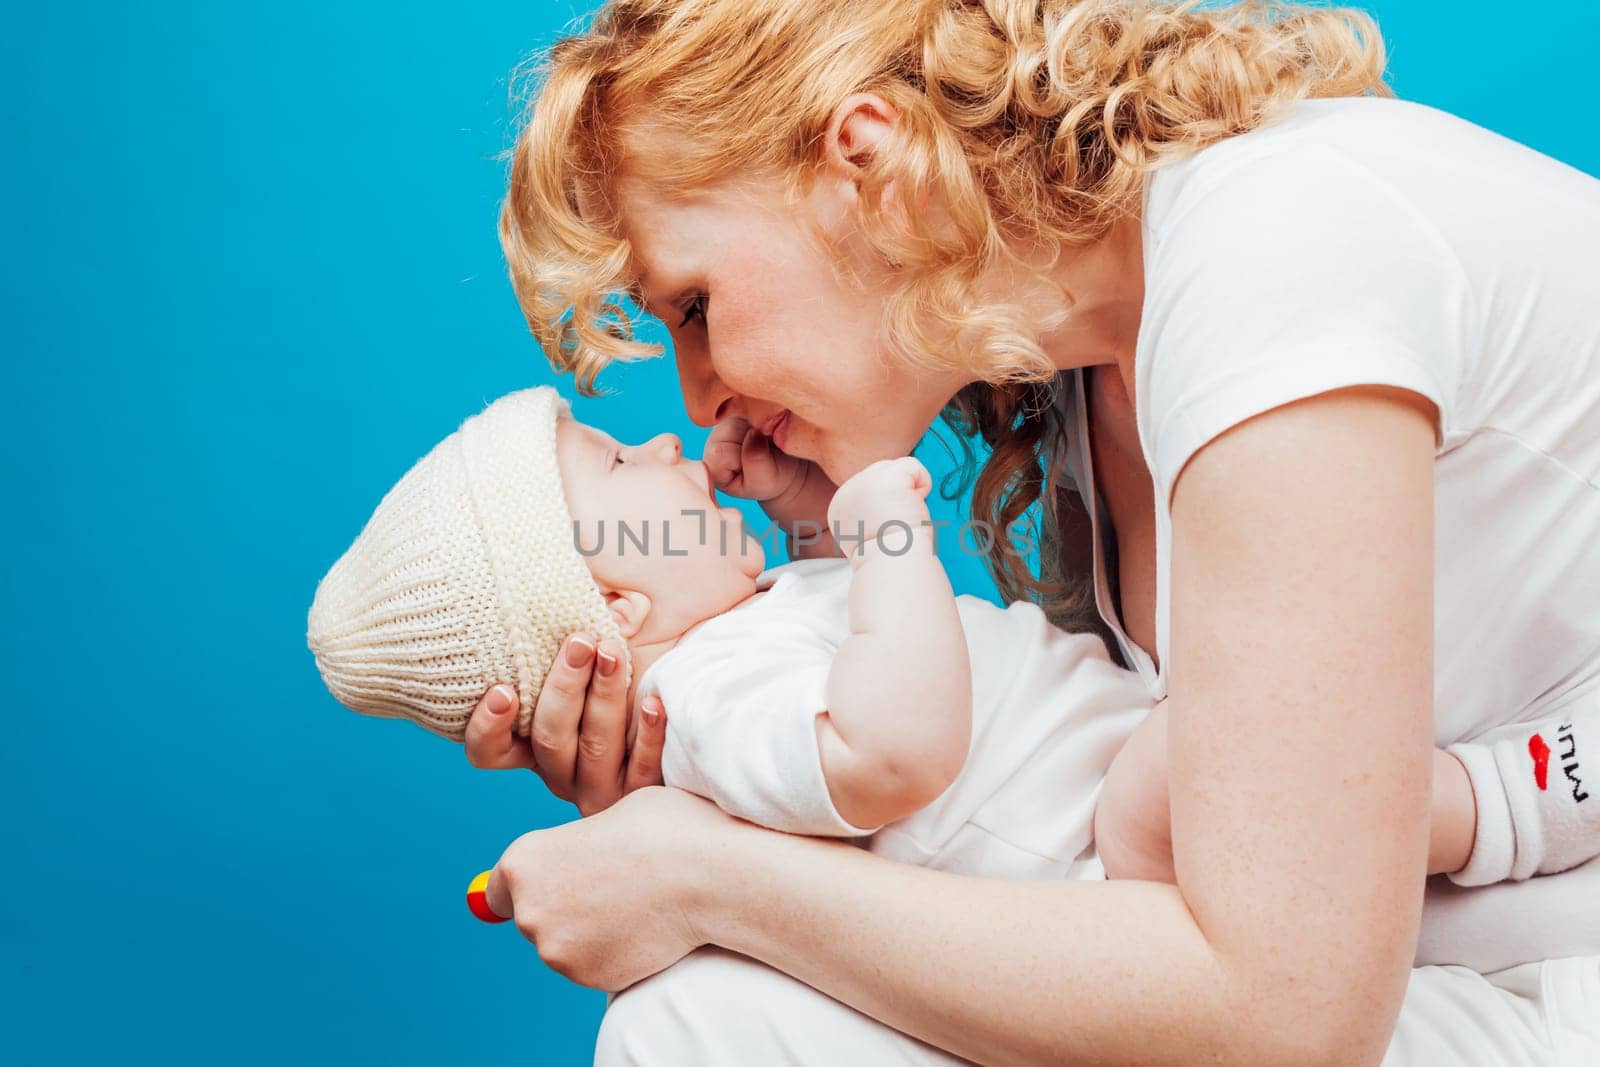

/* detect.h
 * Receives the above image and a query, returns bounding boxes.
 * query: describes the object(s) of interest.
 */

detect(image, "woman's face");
[614,170,969,484]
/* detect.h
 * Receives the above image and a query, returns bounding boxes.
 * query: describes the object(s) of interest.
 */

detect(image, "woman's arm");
[488,387,1438,1065]
[1096,704,1476,885]
[726,387,1436,1063]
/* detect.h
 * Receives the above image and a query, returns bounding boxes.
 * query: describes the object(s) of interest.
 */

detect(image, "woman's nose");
[675,346,735,427]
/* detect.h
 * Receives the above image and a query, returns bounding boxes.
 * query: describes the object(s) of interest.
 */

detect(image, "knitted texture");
[307,387,626,741]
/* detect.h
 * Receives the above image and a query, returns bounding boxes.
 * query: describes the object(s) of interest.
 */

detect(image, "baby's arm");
[1097,703,1485,883]
[818,457,973,830]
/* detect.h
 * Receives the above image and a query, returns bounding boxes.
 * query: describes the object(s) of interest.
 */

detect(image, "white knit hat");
[307,387,627,742]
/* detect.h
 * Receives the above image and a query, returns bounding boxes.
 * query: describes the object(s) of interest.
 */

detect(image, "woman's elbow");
[1256,1018,1394,1067]
[1217,964,1407,1067]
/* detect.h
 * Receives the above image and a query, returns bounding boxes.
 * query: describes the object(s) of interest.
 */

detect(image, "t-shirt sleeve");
[1138,141,1466,502]
[649,630,878,838]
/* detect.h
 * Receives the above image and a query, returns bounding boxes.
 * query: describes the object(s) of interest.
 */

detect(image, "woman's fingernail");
[596,646,619,677]
[565,635,595,668]
[487,685,516,715]
[642,702,662,726]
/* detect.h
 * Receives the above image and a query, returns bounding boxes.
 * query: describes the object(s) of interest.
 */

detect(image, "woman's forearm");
[686,392,1441,1067]
[696,825,1272,1066]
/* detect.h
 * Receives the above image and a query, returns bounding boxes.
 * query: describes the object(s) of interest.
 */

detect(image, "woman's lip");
[768,411,792,452]
[758,410,789,438]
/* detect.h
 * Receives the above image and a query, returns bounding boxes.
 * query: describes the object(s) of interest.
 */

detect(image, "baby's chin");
[736,546,768,581]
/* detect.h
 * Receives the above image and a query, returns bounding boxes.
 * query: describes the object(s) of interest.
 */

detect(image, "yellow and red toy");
[466,870,508,924]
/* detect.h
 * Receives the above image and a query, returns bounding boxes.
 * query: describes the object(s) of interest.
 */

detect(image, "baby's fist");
[704,416,807,502]
[859,456,932,498]
[828,457,934,557]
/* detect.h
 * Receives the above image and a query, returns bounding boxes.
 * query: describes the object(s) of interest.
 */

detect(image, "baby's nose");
[649,433,683,462]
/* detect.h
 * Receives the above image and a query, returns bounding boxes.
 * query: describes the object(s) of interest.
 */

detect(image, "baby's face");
[556,417,765,641]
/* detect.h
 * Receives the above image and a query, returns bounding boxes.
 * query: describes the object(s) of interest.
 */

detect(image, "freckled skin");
[616,172,967,486]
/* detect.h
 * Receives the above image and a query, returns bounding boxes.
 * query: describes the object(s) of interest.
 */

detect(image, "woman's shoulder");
[1148,98,1458,233]
[1133,98,1481,495]
[1147,95,1594,242]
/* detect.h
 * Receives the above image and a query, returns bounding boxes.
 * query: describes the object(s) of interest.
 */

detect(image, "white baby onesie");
[638,557,1152,879]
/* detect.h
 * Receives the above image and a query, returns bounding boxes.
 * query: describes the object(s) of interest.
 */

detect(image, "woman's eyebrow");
[662,285,697,312]
[625,267,667,312]
[628,274,694,319]
[633,289,675,322]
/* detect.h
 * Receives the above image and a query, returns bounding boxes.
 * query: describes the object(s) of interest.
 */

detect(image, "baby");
[308,388,1599,901]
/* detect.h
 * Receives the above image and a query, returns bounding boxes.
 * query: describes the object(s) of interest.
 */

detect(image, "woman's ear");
[604,590,653,639]
[813,92,915,256]
[823,92,898,180]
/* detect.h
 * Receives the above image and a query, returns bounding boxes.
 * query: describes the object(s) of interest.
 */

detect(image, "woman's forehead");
[619,176,785,269]
[611,171,707,235]
[613,182,716,291]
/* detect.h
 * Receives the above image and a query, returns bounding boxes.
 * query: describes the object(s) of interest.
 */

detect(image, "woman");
[466,1,1600,1061]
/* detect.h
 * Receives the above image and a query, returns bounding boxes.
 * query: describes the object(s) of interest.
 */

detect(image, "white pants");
[597,948,1600,1066]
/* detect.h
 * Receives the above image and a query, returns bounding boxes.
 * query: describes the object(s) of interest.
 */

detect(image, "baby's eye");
[677,294,708,329]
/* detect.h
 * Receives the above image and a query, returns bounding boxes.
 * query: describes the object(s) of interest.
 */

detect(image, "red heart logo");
[1529,733,1551,791]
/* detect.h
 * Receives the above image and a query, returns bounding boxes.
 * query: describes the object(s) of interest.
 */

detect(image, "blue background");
[4,3,1596,1063]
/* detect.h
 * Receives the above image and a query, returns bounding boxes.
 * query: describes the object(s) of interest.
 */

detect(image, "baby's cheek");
[667,520,763,594]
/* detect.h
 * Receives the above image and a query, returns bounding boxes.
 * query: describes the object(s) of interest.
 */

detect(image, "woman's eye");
[677,294,708,329]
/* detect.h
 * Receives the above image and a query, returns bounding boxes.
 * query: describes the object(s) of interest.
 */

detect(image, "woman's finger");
[621,695,668,795]
[572,637,632,815]
[483,860,515,924]
[463,684,539,771]
[529,634,598,797]
[476,791,719,989]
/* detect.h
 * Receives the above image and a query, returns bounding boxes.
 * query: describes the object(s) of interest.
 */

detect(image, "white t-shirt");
[640,557,1151,879]
[1061,96,1600,968]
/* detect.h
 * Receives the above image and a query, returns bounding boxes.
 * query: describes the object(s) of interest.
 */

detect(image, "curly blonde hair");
[500,0,1389,628]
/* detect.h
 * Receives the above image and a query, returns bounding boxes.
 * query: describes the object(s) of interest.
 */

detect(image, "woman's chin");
[784,418,923,485]
[820,441,920,486]
[779,433,841,484]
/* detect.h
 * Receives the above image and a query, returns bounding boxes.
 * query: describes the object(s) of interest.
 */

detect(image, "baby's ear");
[604,590,652,639]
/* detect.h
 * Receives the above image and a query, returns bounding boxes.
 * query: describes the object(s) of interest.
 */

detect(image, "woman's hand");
[463,634,668,816]
[483,787,733,990]
[705,415,840,559]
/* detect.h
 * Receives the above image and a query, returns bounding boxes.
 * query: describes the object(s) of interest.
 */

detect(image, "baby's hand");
[828,456,935,563]
[704,415,810,503]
